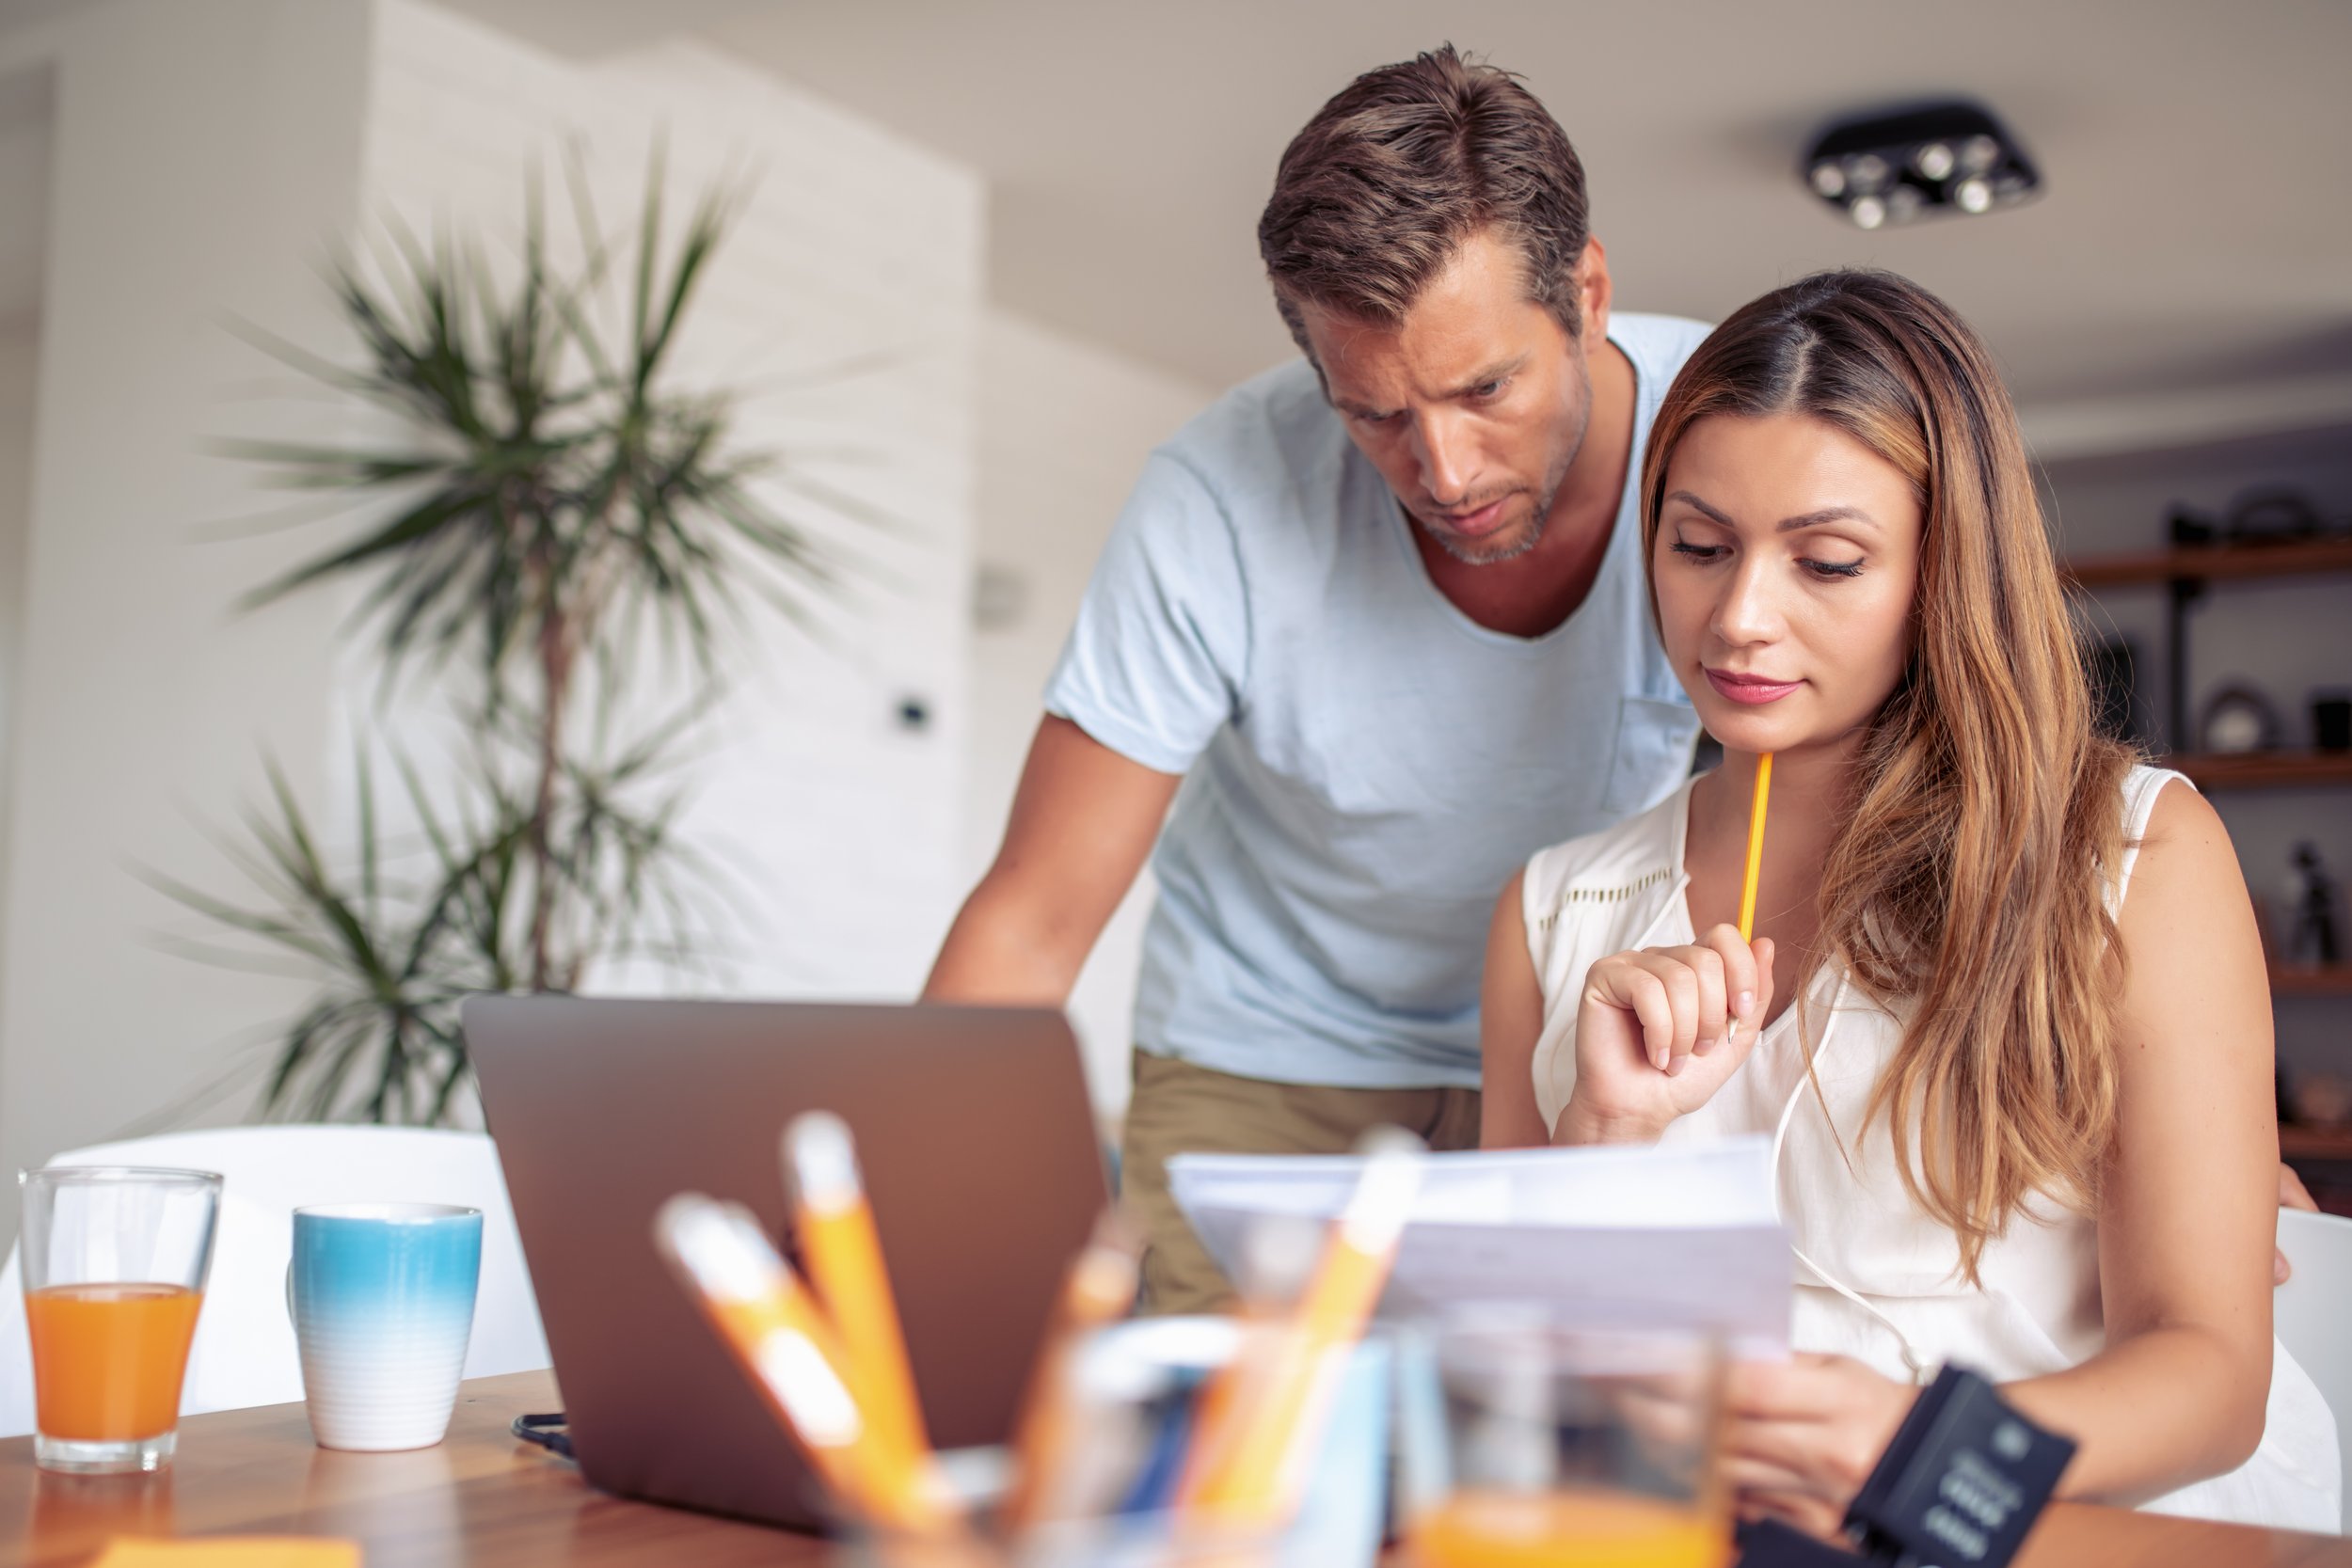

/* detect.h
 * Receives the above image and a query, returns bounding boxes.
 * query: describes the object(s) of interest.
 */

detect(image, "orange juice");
[26,1283,203,1441]
[1413,1490,1726,1568]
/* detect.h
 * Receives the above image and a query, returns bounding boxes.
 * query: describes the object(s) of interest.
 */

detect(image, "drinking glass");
[19,1165,223,1473]
[1398,1312,1730,1568]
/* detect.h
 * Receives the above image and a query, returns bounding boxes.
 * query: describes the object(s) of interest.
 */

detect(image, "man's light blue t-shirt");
[1044,312,1712,1089]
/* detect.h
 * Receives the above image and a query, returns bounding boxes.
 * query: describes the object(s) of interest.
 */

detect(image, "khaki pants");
[1119,1049,1482,1315]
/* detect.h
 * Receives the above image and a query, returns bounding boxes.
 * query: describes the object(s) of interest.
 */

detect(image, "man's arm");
[923,715,1183,1006]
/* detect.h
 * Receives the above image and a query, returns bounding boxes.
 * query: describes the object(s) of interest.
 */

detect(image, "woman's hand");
[1553,924,1775,1144]
[1723,1354,1919,1541]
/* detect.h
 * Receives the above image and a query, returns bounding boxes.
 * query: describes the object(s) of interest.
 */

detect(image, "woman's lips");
[1705,667,1803,705]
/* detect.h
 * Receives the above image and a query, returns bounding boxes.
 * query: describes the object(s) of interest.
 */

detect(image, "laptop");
[463,996,1111,1529]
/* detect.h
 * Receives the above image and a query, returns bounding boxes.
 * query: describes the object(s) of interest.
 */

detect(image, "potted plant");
[152,164,851,1123]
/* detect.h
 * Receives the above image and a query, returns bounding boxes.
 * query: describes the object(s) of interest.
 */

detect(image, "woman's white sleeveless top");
[1521,765,2339,1530]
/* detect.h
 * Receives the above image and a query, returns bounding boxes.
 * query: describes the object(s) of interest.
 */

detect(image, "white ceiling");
[693,0,2352,411]
[6,0,2349,416]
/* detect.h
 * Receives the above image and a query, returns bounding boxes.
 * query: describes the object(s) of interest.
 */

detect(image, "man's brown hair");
[1258,45,1591,362]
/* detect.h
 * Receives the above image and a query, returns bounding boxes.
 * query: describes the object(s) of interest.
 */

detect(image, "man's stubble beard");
[1420,347,1594,568]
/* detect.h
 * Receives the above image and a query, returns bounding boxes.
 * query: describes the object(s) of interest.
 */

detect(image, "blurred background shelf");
[2063,538,2352,588]
[2280,1125,2352,1163]
[2171,752,2352,790]
[2061,538,2352,754]
[2270,965,2352,997]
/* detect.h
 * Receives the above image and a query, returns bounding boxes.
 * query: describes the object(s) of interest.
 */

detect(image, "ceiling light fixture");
[1801,100,2041,230]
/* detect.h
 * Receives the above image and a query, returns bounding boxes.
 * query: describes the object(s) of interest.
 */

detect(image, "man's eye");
[1669,541,1724,562]
[1470,380,1505,400]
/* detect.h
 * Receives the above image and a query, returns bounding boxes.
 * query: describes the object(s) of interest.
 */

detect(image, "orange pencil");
[1179,1129,1424,1526]
[997,1212,1141,1529]
[787,1112,932,1481]
[1178,1212,1323,1497]
[652,1194,959,1539]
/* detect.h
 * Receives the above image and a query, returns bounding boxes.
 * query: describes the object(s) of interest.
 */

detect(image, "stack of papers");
[1168,1134,1791,1354]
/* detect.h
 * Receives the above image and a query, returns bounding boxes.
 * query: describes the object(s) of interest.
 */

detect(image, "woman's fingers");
[1722,1354,1916,1505]
[1724,1417,1886,1500]
[1736,1486,1848,1543]
[1589,934,1776,1077]
[1725,1354,1836,1419]
[1681,942,1731,1056]
[1620,949,1723,1072]
[1697,924,1775,1043]
[1691,926,1754,1050]
[1720,1451,1825,1496]
[1589,956,1678,1073]
[1636,950,1708,1068]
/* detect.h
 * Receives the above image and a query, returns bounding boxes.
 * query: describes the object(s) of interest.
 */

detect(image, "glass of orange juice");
[19,1164,222,1473]
[1399,1312,1730,1568]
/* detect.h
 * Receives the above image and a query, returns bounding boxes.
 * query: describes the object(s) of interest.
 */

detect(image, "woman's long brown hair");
[1640,270,2137,1280]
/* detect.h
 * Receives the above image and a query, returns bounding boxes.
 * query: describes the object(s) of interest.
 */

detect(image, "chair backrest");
[0,1125,548,1437]
[2277,1207,2352,1533]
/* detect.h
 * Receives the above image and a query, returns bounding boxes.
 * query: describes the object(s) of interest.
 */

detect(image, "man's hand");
[2276,1162,2319,1285]
[1554,925,1774,1145]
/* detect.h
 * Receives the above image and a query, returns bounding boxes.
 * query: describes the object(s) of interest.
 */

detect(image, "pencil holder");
[843,1315,1391,1568]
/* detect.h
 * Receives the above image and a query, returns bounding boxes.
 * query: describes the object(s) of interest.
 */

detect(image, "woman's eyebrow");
[1664,490,1737,528]
[1664,492,1880,533]
[1776,505,1877,533]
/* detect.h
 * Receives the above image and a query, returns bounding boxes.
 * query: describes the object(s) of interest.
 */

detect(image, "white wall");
[0,73,46,1039]
[0,0,373,1221]
[0,321,36,978]
[0,0,989,1210]
[967,309,1209,1114]
[0,0,1211,1230]
[353,6,985,1019]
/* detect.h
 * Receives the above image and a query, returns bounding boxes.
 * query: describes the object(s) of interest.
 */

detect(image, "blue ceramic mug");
[287,1203,482,1450]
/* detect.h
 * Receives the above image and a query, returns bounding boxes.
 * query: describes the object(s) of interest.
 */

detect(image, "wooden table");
[2,1370,2346,1566]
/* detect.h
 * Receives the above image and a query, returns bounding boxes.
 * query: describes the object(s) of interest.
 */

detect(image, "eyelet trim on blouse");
[1534,865,1675,928]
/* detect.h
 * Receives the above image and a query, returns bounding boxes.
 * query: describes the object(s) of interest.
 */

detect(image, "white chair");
[0,1125,549,1437]
[2278,1206,2352,1533]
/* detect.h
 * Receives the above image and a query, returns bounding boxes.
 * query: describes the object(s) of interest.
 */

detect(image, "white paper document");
[1168,1134,1792,1353]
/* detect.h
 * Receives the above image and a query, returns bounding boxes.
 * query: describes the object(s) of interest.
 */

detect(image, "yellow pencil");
[1179,1129,1424,1525]
[787,1112,933,1481]
[1738,751,1773,942]
[652,1194,960,1539]
[1724,751,1774,1048]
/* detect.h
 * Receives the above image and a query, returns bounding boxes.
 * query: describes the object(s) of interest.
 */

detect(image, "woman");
[1480,269,2338,1533]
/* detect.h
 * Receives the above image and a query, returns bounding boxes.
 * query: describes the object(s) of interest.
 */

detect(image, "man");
[925,45,1711,1310]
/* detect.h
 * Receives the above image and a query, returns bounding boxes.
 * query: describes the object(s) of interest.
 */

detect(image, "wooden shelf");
[2281,1124,2352,1161]
[2166,750,2352,789]
[2064,537,2352,588]
[2271,964,2352,997]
